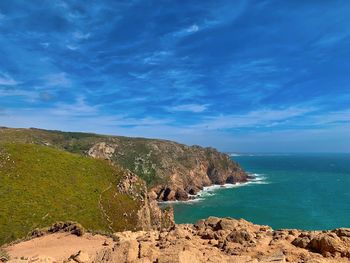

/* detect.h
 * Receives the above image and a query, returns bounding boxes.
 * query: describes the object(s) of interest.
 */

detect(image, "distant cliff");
[0,127,248,201]
[88,141,247,201]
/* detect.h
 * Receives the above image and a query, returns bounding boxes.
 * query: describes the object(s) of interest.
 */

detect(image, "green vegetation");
[0,143,141,245]
[0,128,168,187]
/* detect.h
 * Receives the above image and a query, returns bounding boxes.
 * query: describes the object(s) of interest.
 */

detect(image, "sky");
[0,0,350,153]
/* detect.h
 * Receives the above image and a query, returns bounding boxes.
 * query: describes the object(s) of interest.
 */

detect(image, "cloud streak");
[0,72,19,86]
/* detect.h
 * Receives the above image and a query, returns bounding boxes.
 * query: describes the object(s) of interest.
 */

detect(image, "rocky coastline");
[4,217,350,263]
[157,173,257,203]
[87,141,249,202]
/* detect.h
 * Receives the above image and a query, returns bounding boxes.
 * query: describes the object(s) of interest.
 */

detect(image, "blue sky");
[0,0,350,152]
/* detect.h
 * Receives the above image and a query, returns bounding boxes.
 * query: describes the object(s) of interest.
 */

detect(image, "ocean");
[168,154,350,230]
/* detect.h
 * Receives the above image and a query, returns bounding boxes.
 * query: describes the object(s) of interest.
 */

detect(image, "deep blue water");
[169,154,350,230]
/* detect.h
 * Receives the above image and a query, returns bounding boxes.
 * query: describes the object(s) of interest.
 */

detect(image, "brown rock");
[205,217,221,229]
[226,229,254,244]
[175,189,189,201]
[335,228,350,238]
[307,233,344,257]
[217,218,240,231]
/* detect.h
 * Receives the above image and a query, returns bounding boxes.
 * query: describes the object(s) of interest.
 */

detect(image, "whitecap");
[159,172,269,204]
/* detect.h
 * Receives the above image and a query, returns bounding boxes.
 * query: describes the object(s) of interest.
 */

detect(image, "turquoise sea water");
[169,154,350,230]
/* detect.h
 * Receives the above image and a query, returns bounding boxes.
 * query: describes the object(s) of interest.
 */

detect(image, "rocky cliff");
[4,217,350,263]
[88,141,247,201]
[0,127,248,201]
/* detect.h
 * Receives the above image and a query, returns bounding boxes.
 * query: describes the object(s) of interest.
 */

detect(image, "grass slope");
[0,143,139,245]
[0,128,167,186]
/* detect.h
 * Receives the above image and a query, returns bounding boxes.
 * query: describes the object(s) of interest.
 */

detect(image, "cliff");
[3,217,350,263]
[0,127,248,201]
[88,141,247,201]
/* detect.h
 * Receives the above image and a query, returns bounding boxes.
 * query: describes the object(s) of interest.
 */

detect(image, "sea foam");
[159,173,269,204]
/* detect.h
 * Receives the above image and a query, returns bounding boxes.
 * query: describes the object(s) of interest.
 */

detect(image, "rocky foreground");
[4,217,350,263]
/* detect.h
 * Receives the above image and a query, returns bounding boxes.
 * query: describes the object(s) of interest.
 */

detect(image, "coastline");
[158,173,267,204]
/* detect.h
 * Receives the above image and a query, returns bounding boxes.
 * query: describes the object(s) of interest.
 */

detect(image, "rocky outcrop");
[87,142,115,160]
[116,170,175,231]
[88,141,247,201]
[292,228,350,257]
[5,217,350,263]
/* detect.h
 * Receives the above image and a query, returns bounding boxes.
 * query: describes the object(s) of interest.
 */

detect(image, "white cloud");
[315,31,350,47]
[73,31,91,40]
[43,72,71,87]
[171,24,200,38]
[66,44,79,50]
[142,51,172,65]
[301,109,350,126]
[170,104,209,113]
[193,106,315,130]
[0,89,37,101]
[187,24,199,33]
[40,42,50,48]
[51,96,98,117]
[0,72,19,86]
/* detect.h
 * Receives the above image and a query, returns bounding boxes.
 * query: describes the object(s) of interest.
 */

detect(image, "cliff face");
[0,127,248,202]
[4,217,350,263]
[88,141,247,201]
[0,128,247,201]
[116,170,175,231]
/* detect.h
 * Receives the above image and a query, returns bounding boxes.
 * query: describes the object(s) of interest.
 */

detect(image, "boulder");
[307,233,344,256]
[175,189,188,201]
[226,229,254,244]
[217,218,240,231]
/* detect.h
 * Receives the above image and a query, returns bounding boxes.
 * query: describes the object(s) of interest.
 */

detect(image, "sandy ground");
[4,233,114,262]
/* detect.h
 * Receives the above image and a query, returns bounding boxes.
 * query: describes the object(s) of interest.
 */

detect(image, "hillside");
[0,127,248,201]
[0,143,168,245]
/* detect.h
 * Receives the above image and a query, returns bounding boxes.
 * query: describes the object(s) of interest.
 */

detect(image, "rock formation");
[4,217,350,263]
[88,141,247,202]
[116,170,175,231]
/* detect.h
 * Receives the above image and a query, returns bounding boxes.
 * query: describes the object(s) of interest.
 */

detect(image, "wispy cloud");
[51,96,98,117]
[73,31,91,40]
[193,106,316,130]
[40,42,50,48]
[169,103,209,113]
[187,24,199,33]
[171,26,199,38]
[314,30,350,47]
[43,72,71,87]
[142,51,172,65]
[0,72,19,86]
[66,44,78,50]
[302,109,350,126]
